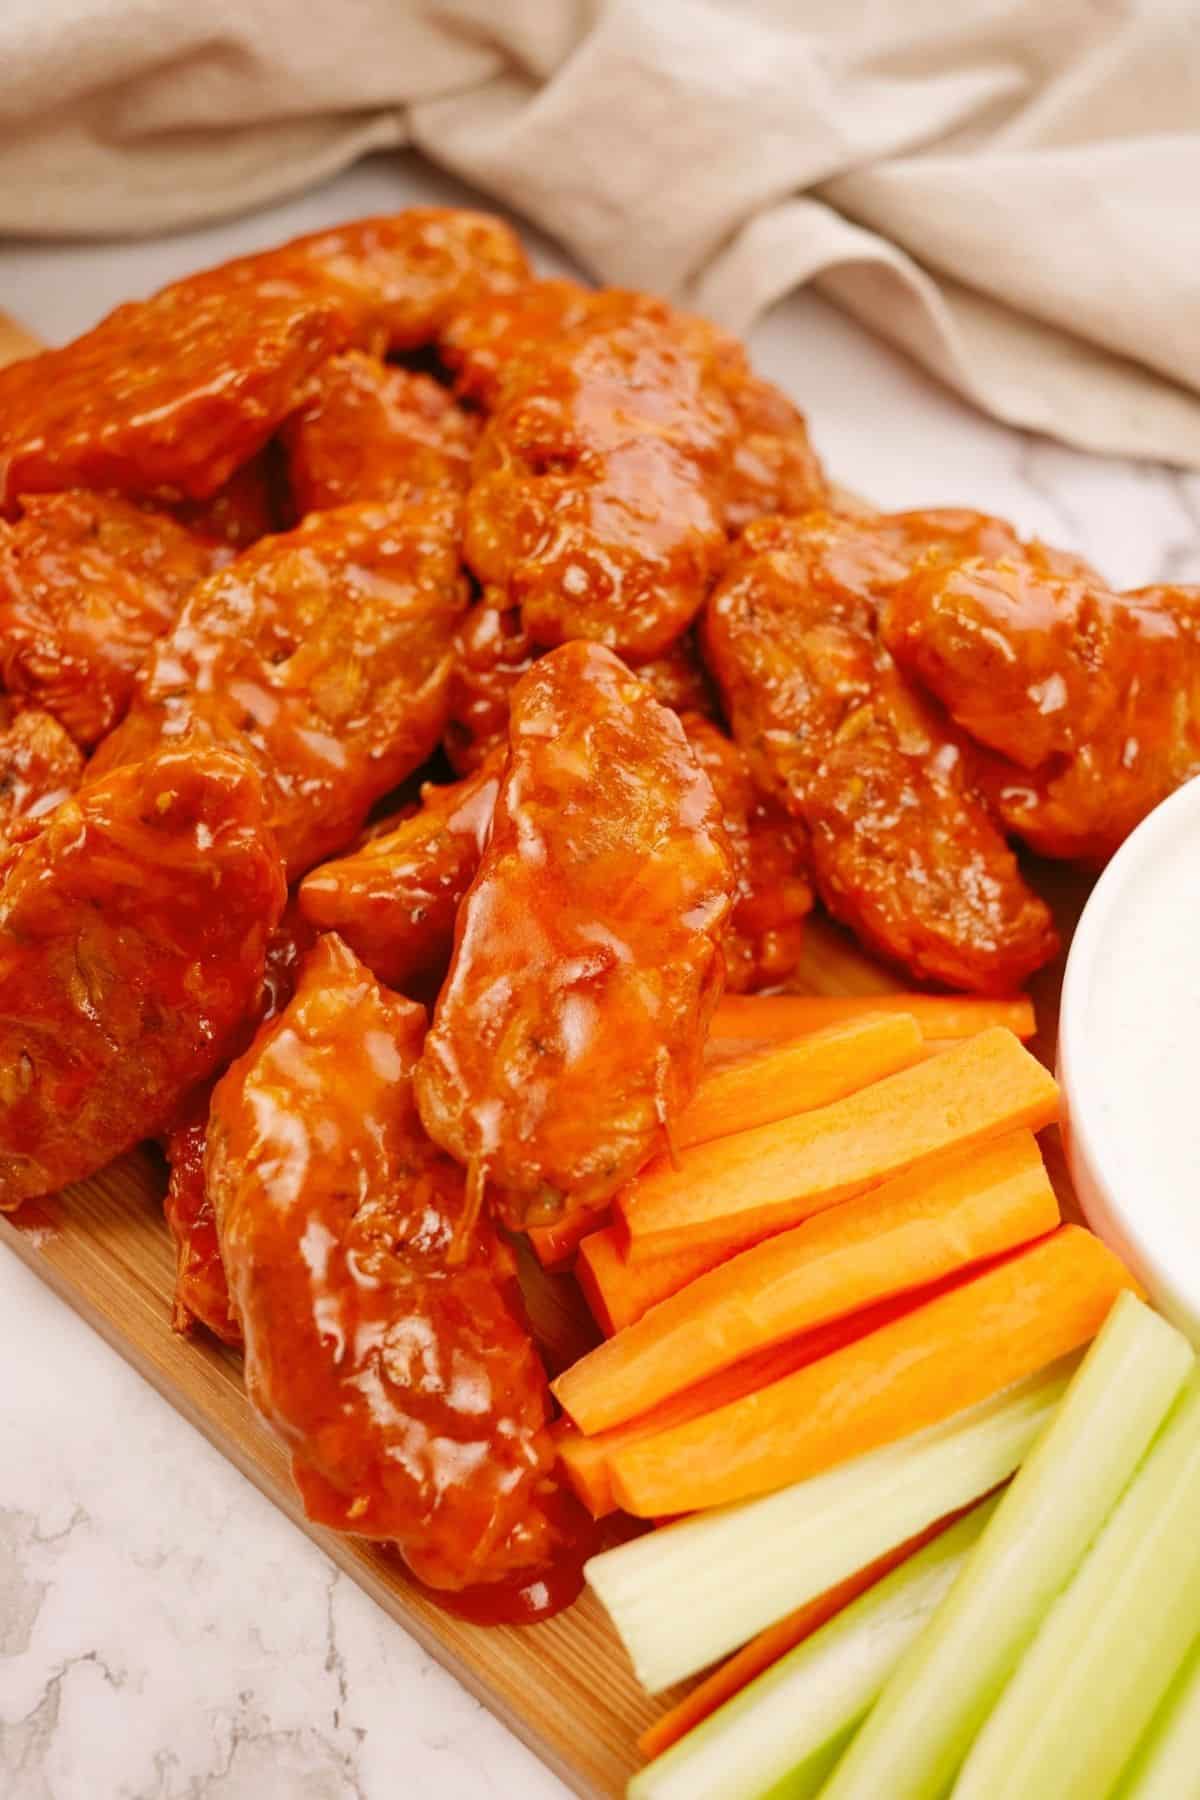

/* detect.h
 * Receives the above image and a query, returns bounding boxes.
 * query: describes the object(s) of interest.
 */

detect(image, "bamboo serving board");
[0,310,1090,1797]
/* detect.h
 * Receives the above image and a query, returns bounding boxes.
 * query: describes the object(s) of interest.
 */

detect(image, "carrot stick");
[527,1205,610,1269]
[533,1018,922,1267]
[619,1027,1059,1261]
[712,993,1036,1043]
[609,1225,1139,1517]
[553,1298,912,1518]
[636,1512,966,1760]
[575,1227,728,1335]
[554,1131,1058,1435]
[676,1012,924,1151]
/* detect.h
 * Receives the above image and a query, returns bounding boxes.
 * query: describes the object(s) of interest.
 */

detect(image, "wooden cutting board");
[0,309,1091,1797]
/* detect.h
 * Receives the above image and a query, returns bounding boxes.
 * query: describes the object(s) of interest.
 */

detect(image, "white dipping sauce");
[1061,776,1200,1343]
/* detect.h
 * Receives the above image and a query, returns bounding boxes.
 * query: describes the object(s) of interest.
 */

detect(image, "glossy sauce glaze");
[885,551,1200,862]
[282,351,478,515]
[207,933,593,1615]
[443,278,826,536]
[0,209,527,512]
[416,641,736,1226]
[0,491,221,746]
[299,751,504,995]
[89,499,470,877]
[0,747,285,1208]
[464,292,737,660]
[0,703,84,864]
[681,714,814,992]
[163,900,320,1343]
[704,510,1058,991]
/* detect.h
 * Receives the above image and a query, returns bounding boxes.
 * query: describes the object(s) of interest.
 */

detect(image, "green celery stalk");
[586,1359,1074,1693]
[1114,1635,1200,1800]
[628,1499,997,1800]
[819,1293,1193,1800]
[953,1369,1200,1800]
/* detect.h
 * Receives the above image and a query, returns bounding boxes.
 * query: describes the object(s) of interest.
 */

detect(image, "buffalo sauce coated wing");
[416,642,736,1225]
[444,603,536,774]
[0,286,347,510]
[0,492,221,747]
[441,278,596,408]
[90,499,469,876]
[704,511,1058,992]
[162,1097,239,1344]
[0,704,83,864]
[202,208,530,354]
[682,715,814,992]
[464,292,738,659]
[443,602,716,775]
[282,352,478,514]
[299,751,503,994]
[444,279,827,534]
[207,933,582,1608]
[0,209,526,512]
[723,373,827,533]
[884,555,1200,861]
[0,747,285,1208]
[163,900,318,1344]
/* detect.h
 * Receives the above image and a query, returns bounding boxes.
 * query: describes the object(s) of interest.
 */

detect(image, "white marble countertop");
[2,152,1198,1800]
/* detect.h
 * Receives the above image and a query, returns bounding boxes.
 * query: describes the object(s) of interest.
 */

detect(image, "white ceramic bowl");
[1059,775,1200,1344]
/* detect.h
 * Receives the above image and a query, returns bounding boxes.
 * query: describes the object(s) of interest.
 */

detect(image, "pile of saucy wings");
[1,208,1198,1623]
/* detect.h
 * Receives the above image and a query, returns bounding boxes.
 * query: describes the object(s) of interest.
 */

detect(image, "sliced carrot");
[609,1224,1139,1517]
[712,993,1036,1043]
[527,1205,610,1269]
[575,1227,728,1335]
[619,1027,1059,1261]
[676,1011,924,1151]
[636,1511,967,1760]
[555,1130,1058,1435]
[553,1298,911,1518]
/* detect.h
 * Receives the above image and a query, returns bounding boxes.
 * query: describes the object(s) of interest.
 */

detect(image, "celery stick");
[586,1358,1074,1693]
[1115,1636,1200,1800]
[629,1500,997,1800]
[953,1370,1200,1800]
[820,1294,1193,1800]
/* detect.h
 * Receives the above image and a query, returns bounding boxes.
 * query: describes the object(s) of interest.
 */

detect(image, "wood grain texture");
[0,305,1093,1797]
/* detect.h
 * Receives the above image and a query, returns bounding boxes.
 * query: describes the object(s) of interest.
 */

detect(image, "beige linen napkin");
[2,0,1198,465]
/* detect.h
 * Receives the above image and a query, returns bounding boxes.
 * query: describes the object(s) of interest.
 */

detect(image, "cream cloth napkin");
[2,0,1199,466]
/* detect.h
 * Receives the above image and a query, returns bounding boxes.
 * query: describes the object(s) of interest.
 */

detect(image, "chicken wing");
[207,932,585,1611]
[681,714,814,992]
[444,604,535,774]
[0,209,527,510]
[444,279,826,533]
[444,603,716,775]
[0,286,346,509]
[298,751,503,993]
[704,511,1058,991]
[0,704,83,864]
[90,498,470,876]
[416,642,736,1226]
[0,492,220,747]
[0,747,285,1208]
[202,208,530,354]
[884,553,1200,861]
[723,372,827,533]
[281,351,478,514]
[463,291,737,660]
[163,900,318,1344]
